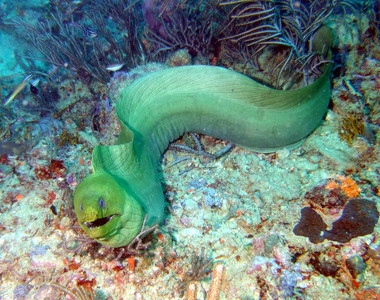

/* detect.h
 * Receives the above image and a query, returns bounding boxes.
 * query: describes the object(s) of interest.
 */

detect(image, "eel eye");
[99,198,105,208]
[80,204,83,212]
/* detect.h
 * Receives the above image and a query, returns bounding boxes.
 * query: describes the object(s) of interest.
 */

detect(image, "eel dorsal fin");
[92,121,138,179]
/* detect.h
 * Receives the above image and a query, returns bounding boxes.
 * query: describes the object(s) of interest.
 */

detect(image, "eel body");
[74,35,332,247]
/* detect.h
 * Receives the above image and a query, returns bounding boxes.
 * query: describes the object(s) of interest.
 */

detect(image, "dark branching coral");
[87,0,146,67]
[9,0,145,84]
[143,0,225,63]
[10,8,111,84]
[219,0,364,88]
[8,0,373,88]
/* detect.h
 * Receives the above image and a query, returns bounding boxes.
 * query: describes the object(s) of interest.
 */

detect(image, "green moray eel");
[74,28,333,248]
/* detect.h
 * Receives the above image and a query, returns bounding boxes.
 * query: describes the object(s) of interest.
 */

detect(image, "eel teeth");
[84,214,117,229]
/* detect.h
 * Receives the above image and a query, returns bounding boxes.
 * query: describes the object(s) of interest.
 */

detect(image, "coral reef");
[0,0,378,299]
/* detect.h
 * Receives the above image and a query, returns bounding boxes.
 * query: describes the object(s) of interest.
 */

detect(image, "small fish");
[29,78,40,96]
[73,23,98,38]
[343,79,363,97]
[86,28,98,38]
[4,74,33,106]
[106,63,125,72]
[30,78,40,87]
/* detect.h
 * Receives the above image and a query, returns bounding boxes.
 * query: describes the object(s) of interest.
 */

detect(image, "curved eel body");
[74,31,332,247]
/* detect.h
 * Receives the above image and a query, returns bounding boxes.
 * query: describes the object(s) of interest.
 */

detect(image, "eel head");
[74,172,144,247]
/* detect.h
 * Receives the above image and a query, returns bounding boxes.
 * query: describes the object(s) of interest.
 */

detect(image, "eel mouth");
[83,214,119,229]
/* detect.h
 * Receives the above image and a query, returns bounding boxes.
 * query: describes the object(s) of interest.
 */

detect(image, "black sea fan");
[219,0,362,88]
[143,0,224,63]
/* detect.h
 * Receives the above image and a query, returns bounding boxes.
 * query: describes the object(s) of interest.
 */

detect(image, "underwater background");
[0,0,379,299]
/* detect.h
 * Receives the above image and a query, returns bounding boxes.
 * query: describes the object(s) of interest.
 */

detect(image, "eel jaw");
[83,214,120,229]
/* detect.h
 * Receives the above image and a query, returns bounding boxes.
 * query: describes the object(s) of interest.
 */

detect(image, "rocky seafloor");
[0,3,379,300]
